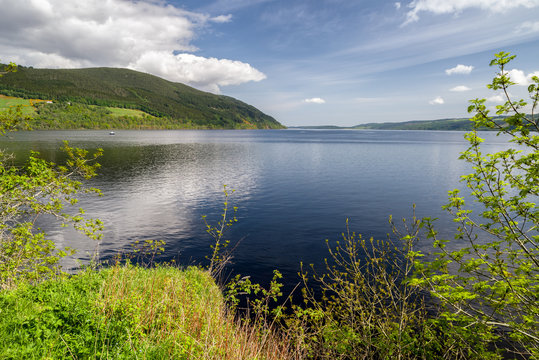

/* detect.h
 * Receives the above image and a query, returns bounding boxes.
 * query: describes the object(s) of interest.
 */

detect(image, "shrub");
[413,51,538,358]
[0,61,103,288]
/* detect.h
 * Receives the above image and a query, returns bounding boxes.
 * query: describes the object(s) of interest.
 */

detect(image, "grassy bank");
[0,264,291,359]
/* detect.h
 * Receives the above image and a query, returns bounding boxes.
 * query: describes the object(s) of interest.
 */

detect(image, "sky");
[1,0,539,126]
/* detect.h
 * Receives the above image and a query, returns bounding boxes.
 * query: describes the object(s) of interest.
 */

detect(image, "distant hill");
[0,65,283,129]
[352,118,480,131]
[291,117,515,131]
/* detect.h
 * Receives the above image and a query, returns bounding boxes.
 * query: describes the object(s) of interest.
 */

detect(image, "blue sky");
[1,0,539,126]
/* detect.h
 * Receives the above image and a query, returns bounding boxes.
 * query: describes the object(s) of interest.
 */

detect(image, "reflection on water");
[0,129,512,290]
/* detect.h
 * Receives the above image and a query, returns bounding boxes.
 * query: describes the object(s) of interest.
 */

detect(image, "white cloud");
[395,2,402,10]
[506,69,528,85]
[0,0,264,93]
[450,85,471,91]
[129,52,266,93]
[429,96,444,105]
[515,21,539,33]
[211,14,233,23]
[446,64,474,75]
[404,0,539,24]
[304,97,326,104]
[505,69,539,86]
[487,94,505,103]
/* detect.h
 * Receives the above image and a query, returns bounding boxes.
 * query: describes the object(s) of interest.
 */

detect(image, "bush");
[413,51,538,358]
[0,61,103,288]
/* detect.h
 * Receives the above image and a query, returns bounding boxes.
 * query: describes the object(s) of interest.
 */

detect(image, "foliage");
[202,186,284,319]
[0,62,17,76]
[0,141,103,288]
[124,239,167,267]
[0,63,28,134]
[15,101,230,130]
[203,187,295,356]
[0,62,103,288]
[282,216,498,359]
[225,269,285,324]
[203,185,239,277]
[19,101,269,130]
[206,195,498,358]
[0,65,284,129]
[413,51,539,358]
[30,102,153,130]
[0,264,293,359]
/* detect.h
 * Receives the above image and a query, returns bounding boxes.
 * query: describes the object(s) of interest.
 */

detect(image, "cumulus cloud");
[505,69,539,86]
[304,97,326,104]
[404,0,539,24]
[446,64,474,75]
[0,0,264,93]
[429,96,444,105]
[129,52,266,93]
[395,2,402,10]
[450,85,471,91]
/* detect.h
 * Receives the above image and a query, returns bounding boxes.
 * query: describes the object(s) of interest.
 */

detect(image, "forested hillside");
[351,118,494,130]
[292,117,516,131]
[0,66,283,129]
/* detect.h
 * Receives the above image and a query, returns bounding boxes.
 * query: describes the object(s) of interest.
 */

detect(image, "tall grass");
[0,263,295,359]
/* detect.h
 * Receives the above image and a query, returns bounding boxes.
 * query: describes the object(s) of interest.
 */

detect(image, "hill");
[291,117,514,131]
[0,65,283,129]
[351,118,480,131]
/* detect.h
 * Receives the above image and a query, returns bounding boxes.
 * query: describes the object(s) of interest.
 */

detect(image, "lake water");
[0,129,511,291]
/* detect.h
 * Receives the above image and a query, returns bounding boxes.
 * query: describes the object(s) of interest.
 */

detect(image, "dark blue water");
[0,129,511,291]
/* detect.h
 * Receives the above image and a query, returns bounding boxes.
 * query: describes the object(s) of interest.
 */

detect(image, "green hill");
[350,116,528,131]
[291,117,518,131]
[0,66,283,129]
[352,118,479,131]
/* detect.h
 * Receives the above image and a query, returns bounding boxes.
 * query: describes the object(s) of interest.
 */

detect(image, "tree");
[413,52,538,358]
[0,61,103,288]
[0,62,17,76]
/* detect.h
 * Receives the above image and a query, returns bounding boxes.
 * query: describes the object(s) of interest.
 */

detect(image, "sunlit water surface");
[0,129,512,291]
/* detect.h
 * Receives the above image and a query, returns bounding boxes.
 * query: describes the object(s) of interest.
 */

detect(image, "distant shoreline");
[287,116,519,131]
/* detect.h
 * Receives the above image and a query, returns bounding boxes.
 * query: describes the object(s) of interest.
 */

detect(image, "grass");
[104,107,149,118]
[0,264,293,359]
[0,95,152,119]
[0,95,42,116]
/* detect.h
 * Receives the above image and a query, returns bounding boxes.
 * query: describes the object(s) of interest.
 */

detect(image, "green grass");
[0,95,151,120]
[0,95,37,116]
[105,106,149,118]
[0,264,291,359]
